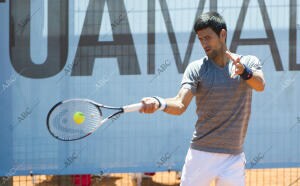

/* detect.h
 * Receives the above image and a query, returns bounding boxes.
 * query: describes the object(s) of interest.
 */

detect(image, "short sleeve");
[242,55,262,72]
[181,60,202,95]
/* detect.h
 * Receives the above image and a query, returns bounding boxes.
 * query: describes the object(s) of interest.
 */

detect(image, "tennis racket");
[47,99,142,141]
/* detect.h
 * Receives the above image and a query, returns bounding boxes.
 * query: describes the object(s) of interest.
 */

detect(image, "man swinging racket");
[140,11,265,186]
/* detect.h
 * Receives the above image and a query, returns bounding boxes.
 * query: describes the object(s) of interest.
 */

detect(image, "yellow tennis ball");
[73,112,85,124]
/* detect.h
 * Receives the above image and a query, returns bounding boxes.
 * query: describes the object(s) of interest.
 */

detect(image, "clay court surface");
[8,168,300,186]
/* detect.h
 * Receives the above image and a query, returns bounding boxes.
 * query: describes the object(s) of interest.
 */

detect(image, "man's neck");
[212,50,228,68]
[213,54,228,68]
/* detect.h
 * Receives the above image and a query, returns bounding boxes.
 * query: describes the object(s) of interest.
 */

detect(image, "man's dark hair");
[193,12,227,36]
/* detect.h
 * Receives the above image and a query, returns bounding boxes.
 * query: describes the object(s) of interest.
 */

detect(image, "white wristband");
[152,96,167,111]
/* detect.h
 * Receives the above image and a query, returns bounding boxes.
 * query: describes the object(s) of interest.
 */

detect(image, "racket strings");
[48,100,102,140]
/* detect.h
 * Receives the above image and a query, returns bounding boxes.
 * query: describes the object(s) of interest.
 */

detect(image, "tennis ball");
[73,112,85,124]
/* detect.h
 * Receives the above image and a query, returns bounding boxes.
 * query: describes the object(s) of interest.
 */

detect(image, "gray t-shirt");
[181,55,262,154]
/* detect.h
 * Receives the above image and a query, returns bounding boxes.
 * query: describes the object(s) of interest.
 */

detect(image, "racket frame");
[46,99,126,141]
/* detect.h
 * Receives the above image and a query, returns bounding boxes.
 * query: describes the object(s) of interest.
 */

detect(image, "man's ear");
[220,29,227,42]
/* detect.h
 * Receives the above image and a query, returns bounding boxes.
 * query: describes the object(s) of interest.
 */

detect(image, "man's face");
[196,27,225,60]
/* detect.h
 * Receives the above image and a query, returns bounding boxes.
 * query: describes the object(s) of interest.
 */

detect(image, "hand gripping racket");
[47,99,142,141]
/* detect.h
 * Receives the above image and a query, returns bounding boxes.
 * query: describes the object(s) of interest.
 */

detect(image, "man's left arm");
[244,69,265,91]
[226,51,265,92]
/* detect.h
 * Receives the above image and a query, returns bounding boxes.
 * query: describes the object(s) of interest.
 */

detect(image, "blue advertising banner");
[0,0,299,176]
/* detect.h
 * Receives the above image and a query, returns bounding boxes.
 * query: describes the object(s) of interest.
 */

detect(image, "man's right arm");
[140,87,194,115]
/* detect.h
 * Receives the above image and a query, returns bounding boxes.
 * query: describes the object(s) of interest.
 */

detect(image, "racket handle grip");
[123,103,143,113]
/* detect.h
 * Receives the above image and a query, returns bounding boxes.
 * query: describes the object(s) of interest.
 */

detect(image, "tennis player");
[140,11,265,186]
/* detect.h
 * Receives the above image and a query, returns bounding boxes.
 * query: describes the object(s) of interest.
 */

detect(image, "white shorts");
[180,148,246,186]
